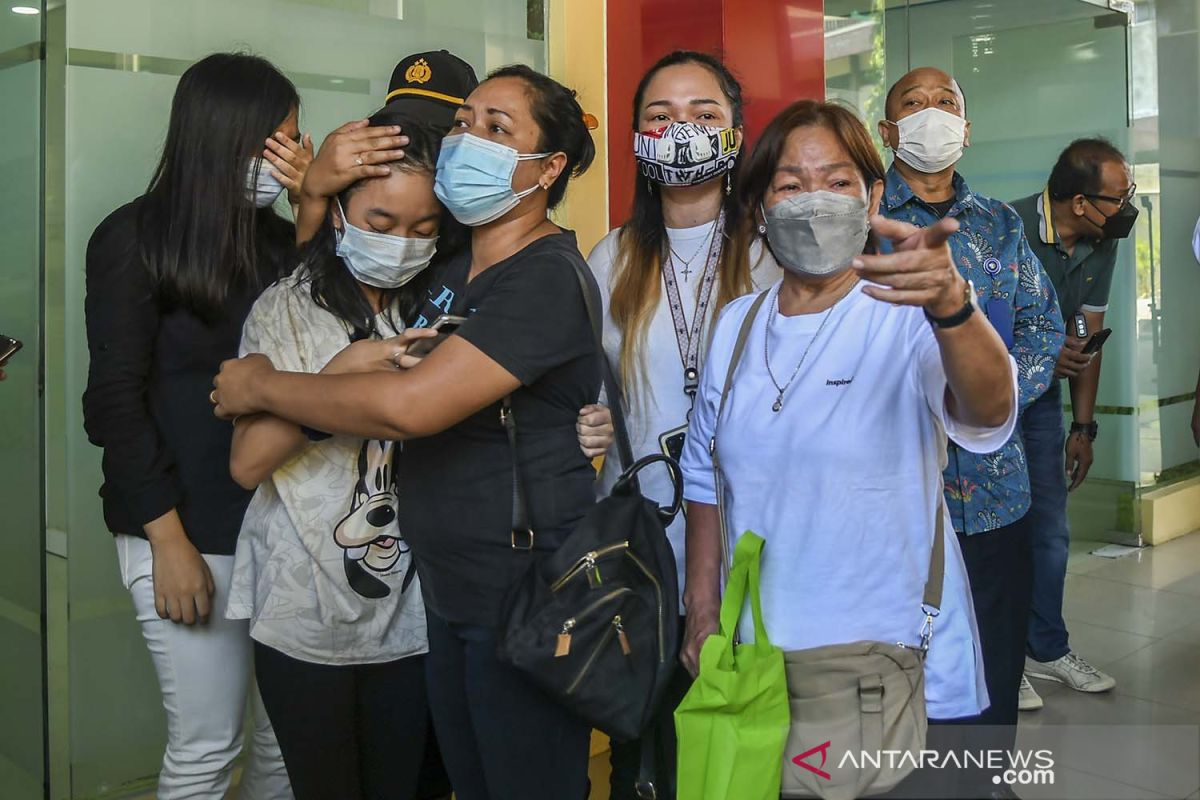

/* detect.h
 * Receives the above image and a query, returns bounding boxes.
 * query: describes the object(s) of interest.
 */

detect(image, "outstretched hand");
[853,215,968,318]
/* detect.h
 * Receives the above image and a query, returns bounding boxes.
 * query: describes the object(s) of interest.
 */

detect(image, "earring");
[647,179,654,194]
[725,172,732,197]
[758,223,767,235]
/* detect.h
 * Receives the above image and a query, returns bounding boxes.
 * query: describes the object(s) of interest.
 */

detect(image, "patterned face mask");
[633,122,740,187]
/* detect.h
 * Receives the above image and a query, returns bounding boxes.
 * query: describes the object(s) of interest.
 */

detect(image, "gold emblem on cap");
[405,58,432,85]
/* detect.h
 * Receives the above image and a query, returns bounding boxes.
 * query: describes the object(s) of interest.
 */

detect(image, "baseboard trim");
[1139,476,1200,545]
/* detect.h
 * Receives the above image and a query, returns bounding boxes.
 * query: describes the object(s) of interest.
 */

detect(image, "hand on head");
[302,120,409,200]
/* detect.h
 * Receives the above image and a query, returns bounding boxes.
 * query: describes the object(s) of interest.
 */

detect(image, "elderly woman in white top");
[679,98,1018,737]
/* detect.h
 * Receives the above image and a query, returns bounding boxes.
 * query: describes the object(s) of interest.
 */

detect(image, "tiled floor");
[133,532,1200,800]
[1014,531,1200,800]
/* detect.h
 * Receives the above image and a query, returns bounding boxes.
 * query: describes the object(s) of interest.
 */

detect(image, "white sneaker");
[1026,652,1116,693]
[1018,674,1043,711]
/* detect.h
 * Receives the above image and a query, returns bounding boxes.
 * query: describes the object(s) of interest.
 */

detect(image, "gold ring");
[209,390,218,405]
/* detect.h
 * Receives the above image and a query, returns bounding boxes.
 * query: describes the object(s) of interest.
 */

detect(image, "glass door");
[0,2,48,799]
[43,1,549,795]
[825,0,1141,544]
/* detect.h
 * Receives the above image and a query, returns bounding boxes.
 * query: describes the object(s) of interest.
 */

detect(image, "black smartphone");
[659,425,687,462]
[1081,328,1113,355]
[407,315,467,358]
[0,335,22,365]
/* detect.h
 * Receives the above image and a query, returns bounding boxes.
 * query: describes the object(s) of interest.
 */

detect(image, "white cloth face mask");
[888,108,967,174]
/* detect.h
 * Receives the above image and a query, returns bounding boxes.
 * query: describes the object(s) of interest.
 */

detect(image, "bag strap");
[567,253,636,471]
[925,504,945,610]
[715,533,772,663]
[710,289,945,619]
[502,249,640,550]
[711,290,769,578]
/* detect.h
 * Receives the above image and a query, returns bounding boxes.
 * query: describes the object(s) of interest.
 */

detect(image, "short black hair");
[1047,137,1128,200]
[486,64,596,209]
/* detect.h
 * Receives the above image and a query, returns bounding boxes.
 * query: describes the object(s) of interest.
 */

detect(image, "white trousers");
[116,534,292,800]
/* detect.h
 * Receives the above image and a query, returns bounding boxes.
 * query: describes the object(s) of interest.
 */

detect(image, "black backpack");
[497,251,683,747]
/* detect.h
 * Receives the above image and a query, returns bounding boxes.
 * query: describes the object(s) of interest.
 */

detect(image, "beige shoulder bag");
[711,291,945,800]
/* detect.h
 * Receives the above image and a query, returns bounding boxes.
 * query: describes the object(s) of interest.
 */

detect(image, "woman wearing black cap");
[212,65,603,799]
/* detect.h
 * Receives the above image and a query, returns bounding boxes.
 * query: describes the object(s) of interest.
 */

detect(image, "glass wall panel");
[828,0,1153,542]
[0,2,47,799]
[47,1,547,795]
[1128,0,1200,498]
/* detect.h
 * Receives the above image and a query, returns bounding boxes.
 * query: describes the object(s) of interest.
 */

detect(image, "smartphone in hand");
[1081,328,1113,356]
[0,335,22,365]
[406,315,467,358]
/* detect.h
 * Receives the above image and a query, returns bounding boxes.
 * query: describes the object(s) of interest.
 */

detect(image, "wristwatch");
[924,280,977,329]
[1070,420,1098,442]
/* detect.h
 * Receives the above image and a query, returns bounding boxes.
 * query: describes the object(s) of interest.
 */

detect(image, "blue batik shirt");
[883,166,1065,534]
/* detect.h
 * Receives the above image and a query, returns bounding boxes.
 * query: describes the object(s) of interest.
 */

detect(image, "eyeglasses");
[1084,183,1137,206]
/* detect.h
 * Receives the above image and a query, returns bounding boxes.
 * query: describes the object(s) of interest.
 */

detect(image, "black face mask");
[1088,198,1139,240]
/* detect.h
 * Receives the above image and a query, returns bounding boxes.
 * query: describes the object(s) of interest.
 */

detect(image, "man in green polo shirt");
[1011,138,1136,711]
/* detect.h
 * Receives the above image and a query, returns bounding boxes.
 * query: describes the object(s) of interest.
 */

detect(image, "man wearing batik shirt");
[879,67,1064,796]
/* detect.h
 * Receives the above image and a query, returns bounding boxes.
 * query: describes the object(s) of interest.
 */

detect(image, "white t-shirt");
[588,221,781,612]
[225,275,427,666]
[680,281,1019,719]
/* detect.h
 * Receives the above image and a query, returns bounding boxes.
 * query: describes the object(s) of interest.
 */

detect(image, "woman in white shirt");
[679,100,1017,786]
[586,50,778,799]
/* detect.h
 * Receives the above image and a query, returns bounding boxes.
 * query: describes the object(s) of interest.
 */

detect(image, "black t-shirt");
[397,230,601,626]
[925,197,956,218]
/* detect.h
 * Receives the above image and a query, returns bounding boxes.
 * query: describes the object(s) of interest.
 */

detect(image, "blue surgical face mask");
[246,157,286,208]
[334,199,438,289]
[434,133,551,226]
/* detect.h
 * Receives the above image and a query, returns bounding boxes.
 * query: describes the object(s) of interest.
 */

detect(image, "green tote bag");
[675,531,790,800]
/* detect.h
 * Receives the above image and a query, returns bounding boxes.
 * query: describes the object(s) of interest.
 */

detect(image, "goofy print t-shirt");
[226,271,426,665]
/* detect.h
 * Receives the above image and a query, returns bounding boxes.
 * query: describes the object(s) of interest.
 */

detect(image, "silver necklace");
[764,292,834,413]
[668,224,715,281]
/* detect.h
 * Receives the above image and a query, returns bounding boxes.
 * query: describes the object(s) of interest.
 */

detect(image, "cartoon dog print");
[333,440,416,599]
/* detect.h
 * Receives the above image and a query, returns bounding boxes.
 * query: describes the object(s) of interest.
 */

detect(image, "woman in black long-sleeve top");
[82,52,308,799]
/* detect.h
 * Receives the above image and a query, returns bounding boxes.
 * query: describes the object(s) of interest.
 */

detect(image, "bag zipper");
[567,616,624,695]
[550,541,630,592]
[625,550,666,663]
[555,587,632,658]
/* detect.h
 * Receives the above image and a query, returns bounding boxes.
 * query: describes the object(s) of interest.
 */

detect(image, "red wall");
[605,0,826,226]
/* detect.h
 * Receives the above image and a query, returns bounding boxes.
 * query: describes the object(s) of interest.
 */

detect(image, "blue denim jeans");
[1020,380,1072,662]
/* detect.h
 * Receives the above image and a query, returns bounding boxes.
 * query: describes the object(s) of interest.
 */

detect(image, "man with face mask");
[878,67,1065,796]
[1009,139,1134,711]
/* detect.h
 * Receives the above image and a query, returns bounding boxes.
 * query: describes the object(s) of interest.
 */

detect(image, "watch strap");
[1070,421,1098,441]
[925,282,976,329]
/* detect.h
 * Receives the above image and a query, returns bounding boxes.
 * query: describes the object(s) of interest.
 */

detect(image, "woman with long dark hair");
[211,64,603,800]
[83,53,305,799]
[586,50,778,799]
[224,107,457,800]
